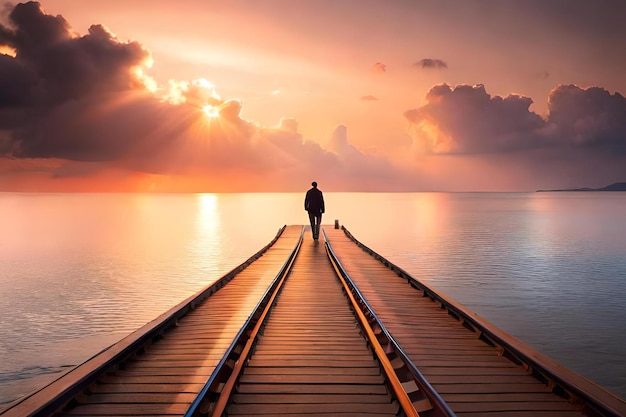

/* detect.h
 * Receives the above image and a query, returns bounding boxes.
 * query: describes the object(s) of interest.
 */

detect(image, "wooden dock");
[2,225,625,417]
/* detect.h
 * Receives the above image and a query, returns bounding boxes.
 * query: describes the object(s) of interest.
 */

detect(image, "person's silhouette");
[304,181,325,240]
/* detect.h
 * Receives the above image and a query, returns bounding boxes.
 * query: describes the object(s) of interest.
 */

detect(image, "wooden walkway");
[2,225,625,417]
[227,230,399,416]
[324,227,626,417]
[3,228,302,417]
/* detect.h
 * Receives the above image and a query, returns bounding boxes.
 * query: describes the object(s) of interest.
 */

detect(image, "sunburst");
[203,105,220,118]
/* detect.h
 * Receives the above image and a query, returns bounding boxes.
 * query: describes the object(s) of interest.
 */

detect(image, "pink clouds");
[415,58,447,69]
[372,62,386,73]
[0,2,625,192]
[0,2,417,192]
[404,84,545,154]
[403,83,626,188]
[404,83,626,156]
[546,85,626,151]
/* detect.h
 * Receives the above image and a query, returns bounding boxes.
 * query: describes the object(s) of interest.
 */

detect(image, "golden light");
[132,66,158,93]
[415,119,454,154]
[196,78,214,89]
[0,45,17,57]
[203,105,220,118]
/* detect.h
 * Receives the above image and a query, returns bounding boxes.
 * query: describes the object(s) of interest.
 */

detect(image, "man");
[304,181,325,240]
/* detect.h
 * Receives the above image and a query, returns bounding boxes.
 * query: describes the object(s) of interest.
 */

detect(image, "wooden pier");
[2,225,625,417]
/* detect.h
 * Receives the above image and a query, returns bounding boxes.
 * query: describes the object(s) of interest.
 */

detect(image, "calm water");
[1,192,625,407]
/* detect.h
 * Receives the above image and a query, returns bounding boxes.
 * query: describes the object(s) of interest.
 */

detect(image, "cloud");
[372,62,386,73]
[0,2,416,192]
[405,83,626,156]
[1,3,624,192]
[251,122,416,191]
[403,84,545,154]
[277,117,298,134]
[322,125,414,190]
[415,58,447,69]
[546,84,626,152]
[0,1,160,161]
[0,4,252,173]
[0,2,152,108]
[404,83,626,188]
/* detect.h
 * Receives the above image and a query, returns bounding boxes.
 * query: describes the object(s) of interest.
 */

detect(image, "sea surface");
[1,192,625,408]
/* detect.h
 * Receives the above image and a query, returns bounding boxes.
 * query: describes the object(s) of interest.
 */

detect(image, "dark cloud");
[404,83,626,187]
[0,2,414,191]
[1,1,72,50]
[404,83,544,154]
[360,95,378,101]
[0,53,36,107]
[0,1,160,162]
[415,58,447,69]
[406,83,626,156]
[0,2,150,108]
[0,2,254,174]
[372,62,386,73]
[546,84,626,153]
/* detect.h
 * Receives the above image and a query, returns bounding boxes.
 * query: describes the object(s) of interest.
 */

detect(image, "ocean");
[1,191,625,407]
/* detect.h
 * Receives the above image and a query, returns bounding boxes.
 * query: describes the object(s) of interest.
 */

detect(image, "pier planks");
[6,227,302,417]
[228,230,398,416]
[324,227,595,417]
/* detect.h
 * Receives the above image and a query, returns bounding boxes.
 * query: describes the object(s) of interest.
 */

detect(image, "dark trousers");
[308,212,322,239]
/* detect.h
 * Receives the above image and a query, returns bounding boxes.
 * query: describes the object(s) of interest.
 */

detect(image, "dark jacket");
[305,187,325,214]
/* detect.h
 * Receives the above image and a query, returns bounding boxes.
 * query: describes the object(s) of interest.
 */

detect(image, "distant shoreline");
[537,182,626,192]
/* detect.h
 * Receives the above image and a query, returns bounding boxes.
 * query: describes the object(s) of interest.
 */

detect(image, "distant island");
[537,182,626,192]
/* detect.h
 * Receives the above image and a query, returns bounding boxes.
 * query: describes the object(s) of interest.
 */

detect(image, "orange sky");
[1,1,625,192]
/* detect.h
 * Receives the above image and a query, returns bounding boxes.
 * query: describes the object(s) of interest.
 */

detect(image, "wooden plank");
[227,402,400,415]
[443,392,576,402]
[425,374,547,384]
[62,403,189,415]
[246,359,379,367]
[419,366,531,376]
[242,367,382,376]
[100,375,210,384]
[77,392,197,404]
[91,383,204,394]
[240,374,385,384]
[433,383,551,394]
[450,400,581,412]
[231,393,393,404]
[250,352,376,359]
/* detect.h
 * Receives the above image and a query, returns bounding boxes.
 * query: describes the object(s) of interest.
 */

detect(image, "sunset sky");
[1,0,625,192]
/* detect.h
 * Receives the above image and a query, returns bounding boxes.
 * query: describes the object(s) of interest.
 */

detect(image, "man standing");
[304,181,325,240]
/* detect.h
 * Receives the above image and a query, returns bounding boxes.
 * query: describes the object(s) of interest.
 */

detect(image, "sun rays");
[203,105,220,118]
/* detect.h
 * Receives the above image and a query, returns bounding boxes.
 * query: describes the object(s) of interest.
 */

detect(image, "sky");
[1,0,625,192]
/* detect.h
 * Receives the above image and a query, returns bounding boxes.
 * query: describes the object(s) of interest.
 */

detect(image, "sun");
[203,105,220,118]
